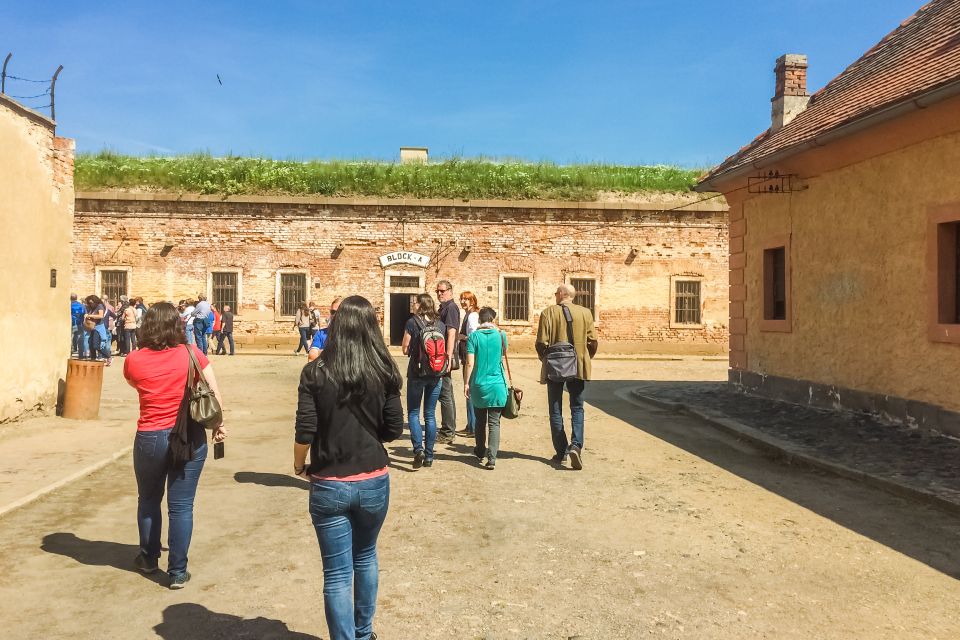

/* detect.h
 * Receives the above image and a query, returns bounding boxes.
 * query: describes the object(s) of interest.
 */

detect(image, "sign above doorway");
[378,251,430,268]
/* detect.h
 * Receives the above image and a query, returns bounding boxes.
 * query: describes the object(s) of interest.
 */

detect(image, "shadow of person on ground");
[154,603,320,639]
[584,379,960,579]
[234,471,309,489]
[389,443,555,468]
[40,532,165,583]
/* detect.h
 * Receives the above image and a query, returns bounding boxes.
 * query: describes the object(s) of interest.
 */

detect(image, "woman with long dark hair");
[401,292,444,469]
[123,302,227,589]
[294,295,404,640]
[83,295,110,363]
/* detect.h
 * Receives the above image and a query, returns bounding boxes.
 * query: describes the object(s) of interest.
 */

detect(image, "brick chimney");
[770,54,810,132]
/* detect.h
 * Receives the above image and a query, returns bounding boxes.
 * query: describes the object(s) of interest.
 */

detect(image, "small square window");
[570,278,597,317]
[100,270,128,304]
[503,277,530,321]
[674,281,701,325]
[280,273,307,316]
[211,272,238,312]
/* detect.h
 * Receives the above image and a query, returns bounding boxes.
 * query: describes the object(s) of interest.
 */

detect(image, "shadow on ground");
[585,380,960,579]
[234,471,309,489]
[40,532,165,584]
[154,603,320,639]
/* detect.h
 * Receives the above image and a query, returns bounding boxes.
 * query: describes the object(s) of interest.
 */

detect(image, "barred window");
[280,273,307,316]
[503,277,530,321]
[100,270,127,304]
[212,272,238,312]
[390,276,420,289]
[571,278,596,316]
[674,280,701,325]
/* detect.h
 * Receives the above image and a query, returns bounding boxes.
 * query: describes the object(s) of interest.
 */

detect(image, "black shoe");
[456,429,474,436]
[550,453,568,467]
[484,460,495,470]
[472,446,484,463]
[169,571,191,590]
[413,450,425,469]
[134,552,159,574]
[423,459,434,468]
[568,446,583,470]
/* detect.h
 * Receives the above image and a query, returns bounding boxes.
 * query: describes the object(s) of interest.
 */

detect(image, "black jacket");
[295,360,404,477]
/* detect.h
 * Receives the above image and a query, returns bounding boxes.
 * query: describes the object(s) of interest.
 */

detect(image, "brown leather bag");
[185,345,223,430]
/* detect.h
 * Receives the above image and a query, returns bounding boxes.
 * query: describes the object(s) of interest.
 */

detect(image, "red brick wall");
[73,195,729,349]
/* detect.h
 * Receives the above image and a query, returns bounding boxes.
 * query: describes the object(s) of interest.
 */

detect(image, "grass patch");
[75,152,702,200]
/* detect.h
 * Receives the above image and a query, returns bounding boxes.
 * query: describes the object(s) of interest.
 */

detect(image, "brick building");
[73,192,728,353]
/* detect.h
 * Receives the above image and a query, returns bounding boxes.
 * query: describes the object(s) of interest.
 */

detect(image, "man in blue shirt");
[70,293,86,357]
[193,295,212,354]
[307,297,342,361]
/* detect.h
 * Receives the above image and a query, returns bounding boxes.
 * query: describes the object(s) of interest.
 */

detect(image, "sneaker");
[568,446,583,470]
[472,446,484,463]
[484,460,496,470]
[550,453,568,467]
[456,428,474,436]
[413,450,425,469]
[134,552,159,574]
[423,459,434,468]
[169,571,191,590]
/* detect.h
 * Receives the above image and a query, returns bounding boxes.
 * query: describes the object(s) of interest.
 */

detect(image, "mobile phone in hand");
[214,441,225,459]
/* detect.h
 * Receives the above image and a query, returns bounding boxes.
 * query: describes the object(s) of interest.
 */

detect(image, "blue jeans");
[185,325,196,345]
[296,327,312,353]
[465,398,476,433]
[193,317,209,354]
[407,375,441,461]
[547,379,586,456]
[310,474,390,640]
[133,428,207,577]
[72,326,86,356]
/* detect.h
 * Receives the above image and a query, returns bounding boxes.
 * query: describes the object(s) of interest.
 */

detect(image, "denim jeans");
[72,326,86,357]
[465,398,476,433]
[407,375,442,461]
[185,325,196,345]
[310,474,389,640]
[133,428,207,577]
[473,407,502,463]
[296,327,312,353]
[193,317,209,354]
[547,378,586,456]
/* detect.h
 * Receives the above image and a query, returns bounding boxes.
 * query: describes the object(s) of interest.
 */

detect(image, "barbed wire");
[5,74,49,83]
[6,89,50,100]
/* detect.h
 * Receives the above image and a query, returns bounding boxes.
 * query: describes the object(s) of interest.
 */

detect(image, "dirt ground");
[1,356,959,639]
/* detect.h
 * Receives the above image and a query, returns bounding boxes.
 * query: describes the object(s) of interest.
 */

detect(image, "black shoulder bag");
[543,304,579,382]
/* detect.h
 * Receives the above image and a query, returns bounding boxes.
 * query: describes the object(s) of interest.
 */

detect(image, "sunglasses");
[435,289,449,294]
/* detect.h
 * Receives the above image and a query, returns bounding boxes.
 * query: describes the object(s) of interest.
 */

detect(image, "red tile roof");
[700,0,960,186]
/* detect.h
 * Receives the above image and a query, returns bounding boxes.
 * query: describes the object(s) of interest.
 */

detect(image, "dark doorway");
[389,293,414,345]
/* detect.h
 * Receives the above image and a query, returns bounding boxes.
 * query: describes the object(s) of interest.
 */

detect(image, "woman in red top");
[123,302,227,589]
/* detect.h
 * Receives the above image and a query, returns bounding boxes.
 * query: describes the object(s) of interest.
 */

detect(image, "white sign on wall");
[378,251,431,268]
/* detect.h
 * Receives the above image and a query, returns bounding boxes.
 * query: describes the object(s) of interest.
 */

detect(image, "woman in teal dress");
[463,307,510,470]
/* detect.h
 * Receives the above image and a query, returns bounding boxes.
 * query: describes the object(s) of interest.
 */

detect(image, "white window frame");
[498,273,533,326]
[669,274,705,329]
[565,273,600,325]
[275,269,310,320]
[207,268,243,318]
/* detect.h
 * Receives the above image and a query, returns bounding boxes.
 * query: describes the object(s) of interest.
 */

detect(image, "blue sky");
[4,0,921,166]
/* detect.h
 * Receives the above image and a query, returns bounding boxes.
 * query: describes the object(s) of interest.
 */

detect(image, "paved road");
[1,357,958,639]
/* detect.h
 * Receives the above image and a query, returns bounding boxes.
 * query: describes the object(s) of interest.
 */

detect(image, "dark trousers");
[438,374,457,438]
[216,331,235,355]
[87,331,102,360]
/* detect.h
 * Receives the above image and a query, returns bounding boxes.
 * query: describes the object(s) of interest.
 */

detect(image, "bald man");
[535,283,598,470]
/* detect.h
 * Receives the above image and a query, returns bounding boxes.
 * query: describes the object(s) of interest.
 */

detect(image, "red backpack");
[414,316,448,376]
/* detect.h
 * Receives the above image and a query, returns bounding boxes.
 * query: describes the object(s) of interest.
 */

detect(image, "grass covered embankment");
[75,152,702,201]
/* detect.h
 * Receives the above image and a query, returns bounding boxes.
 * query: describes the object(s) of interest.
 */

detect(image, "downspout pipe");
[696,76,960,193]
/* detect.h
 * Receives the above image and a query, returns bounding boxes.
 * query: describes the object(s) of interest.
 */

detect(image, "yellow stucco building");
[0,93,74,421]
[698,0,960,436]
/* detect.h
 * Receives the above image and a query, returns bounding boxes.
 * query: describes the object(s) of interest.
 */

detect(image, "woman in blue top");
[463,307,510,470]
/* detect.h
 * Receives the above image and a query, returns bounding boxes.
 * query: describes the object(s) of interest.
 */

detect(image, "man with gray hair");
[535,283,598,470]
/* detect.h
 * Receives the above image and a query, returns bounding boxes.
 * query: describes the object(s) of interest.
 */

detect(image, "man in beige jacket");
[535,283,598,470]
